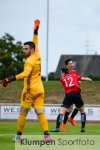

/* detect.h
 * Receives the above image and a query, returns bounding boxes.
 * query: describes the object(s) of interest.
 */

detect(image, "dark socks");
[44,131,49,135]
[63,112,70,124]
[56,114,63,129]
[70,108,78,119]
[81,113,86,128]
[17,131,22,135]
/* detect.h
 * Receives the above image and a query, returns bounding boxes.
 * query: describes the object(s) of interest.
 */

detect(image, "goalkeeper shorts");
[21,91,44,109]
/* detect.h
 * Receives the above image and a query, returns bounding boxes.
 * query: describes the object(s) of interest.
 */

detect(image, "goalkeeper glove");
[2,75,16,87]
[34,19,40,35]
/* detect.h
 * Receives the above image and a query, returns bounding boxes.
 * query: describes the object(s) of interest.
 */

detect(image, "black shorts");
[61,91,84,108]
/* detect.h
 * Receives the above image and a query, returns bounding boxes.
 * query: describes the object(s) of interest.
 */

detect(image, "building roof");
[55,54,100,78]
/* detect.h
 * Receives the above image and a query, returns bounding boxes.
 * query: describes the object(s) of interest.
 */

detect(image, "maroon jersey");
[70,70,79,76]
[60,74,82,94]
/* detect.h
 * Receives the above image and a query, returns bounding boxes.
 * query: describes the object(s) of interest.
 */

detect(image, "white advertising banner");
[0,106,37,120]
[0,105,100,121]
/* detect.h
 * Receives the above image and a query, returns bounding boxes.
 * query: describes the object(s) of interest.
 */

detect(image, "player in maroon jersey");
[50,68,92,132]
[62,57,80,132]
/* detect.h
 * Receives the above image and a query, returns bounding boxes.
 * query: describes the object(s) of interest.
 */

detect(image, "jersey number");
[63,77,74,87]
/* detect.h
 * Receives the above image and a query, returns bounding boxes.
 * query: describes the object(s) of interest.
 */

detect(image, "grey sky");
[0,0,100,75]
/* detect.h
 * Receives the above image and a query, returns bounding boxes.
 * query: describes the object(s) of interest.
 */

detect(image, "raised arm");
[32,20,40,55]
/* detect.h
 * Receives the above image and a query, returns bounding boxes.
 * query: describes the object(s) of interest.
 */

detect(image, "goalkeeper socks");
[37,113,49,131]
[81,113,86,128]
[56,114,63,129]
[63,112,70,124]
[17,114,26,133]
[70,108,78,119]
[44,131,50,136]
[17,131,22,135]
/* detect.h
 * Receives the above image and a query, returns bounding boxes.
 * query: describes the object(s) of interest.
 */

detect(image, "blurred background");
[0,2,100,144]
[0,0,100,80]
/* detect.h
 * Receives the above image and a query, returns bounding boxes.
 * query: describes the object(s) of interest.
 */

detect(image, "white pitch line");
[0,134,15,136]
[0,133,42,136]
[0,131,99,137]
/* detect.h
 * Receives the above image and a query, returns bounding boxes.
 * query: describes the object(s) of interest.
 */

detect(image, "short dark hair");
[65,57,73,65]
[24,41,35,50]
[61,68,69,74]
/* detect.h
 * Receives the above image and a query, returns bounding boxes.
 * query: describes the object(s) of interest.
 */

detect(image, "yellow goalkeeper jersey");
[15,34,44,94]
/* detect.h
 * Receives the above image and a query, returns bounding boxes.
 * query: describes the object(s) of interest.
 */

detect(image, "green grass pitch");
[0,121,100,150]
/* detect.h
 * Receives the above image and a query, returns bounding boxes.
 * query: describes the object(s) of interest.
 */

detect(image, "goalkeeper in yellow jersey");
[2,20,50,142]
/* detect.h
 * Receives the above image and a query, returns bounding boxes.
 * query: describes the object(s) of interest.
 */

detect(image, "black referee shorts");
[61,91,84,108]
